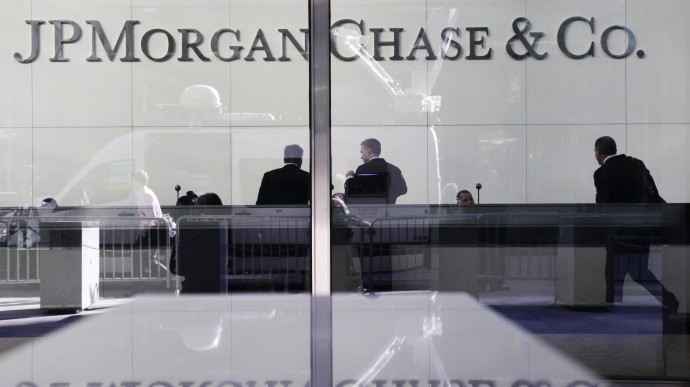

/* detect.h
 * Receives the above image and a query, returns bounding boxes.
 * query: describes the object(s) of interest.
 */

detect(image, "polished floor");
[0,280,687,385]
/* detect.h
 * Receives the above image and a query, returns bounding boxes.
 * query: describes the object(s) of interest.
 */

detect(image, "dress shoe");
[664,297,679,315]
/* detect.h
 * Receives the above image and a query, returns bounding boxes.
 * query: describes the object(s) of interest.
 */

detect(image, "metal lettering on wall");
[13,17,642,63]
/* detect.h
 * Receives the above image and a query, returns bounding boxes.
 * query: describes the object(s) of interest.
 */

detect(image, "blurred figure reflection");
[441,183,458,204]
[133,170,162,245]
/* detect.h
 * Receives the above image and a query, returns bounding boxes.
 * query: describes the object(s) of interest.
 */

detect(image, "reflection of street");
[331,28,441,113]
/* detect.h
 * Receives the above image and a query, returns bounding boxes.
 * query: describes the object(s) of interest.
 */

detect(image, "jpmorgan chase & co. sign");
[13,17,642,64]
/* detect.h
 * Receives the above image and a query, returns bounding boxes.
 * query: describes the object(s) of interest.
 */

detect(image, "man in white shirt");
[133,170,162,243]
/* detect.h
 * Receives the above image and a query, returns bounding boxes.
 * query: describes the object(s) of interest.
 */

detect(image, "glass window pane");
[0,0,312,384]
[330,0,690,384]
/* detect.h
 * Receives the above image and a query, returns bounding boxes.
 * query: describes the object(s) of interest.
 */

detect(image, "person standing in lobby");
[345,138,407,204]
[131,170,163,279]
[344,138,407,292]
[256,144,311,205]
[593,136,678,313]
[133,170,163,244]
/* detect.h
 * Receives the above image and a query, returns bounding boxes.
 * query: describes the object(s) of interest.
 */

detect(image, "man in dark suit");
[343,138,407,292]
[593,136,678,313]
[256,144,310,205]
[345,138,407,204]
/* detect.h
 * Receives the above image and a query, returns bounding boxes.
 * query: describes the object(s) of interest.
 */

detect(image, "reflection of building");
[49,127,310,206]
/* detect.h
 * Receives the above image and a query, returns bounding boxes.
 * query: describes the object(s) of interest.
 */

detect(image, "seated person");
[177,192,226,293]
[456,190,474,205]
[197,192,223,205]
[168,191,197,275]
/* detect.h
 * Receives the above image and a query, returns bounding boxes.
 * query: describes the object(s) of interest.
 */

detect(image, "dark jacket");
[594,154,662,203]
[256,164,310,205]
[346,158,407,204]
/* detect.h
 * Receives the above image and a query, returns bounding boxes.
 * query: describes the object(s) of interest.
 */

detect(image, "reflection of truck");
[50,126,305,208]
[52,129,228,207]
[46,84,282,207]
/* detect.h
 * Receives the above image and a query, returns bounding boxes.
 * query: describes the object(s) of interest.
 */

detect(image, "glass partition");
[0,0,314,385]
[0,0,688,385]
[330,0,690,384]
[0,0,312,293]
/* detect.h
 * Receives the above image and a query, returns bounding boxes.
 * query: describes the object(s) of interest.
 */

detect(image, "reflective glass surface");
[330,0,690,383]
[0,0,688,385]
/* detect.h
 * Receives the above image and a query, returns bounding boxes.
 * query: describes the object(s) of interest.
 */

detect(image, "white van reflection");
[155,84,275,125]
[47,127,290,209]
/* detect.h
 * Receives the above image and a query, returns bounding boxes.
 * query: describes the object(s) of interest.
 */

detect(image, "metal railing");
[175,214,311,293]
[347,214,557,292]
[1,205,676,293]
[0,215,172,285]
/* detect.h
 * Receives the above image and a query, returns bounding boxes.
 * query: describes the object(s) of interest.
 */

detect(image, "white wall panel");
[626,0,690,124]
[525,0,627,125]
[331,1,429,126]
[0,128,32,207]
[133,127,233,206]
[525,124,625,203]
[0,0,687,206]
[34,127,132,207]
[131,0,232,127]
[627,124,690,203]
[429,0,527,126]
[434,125,527,204]
[0,1,32,128]
[230,0,309,127]
[31,0,133,128]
